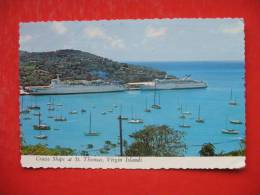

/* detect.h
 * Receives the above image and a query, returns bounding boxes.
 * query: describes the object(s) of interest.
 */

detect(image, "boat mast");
[38,112,41,126]
[153,80,157,105]
[131,106,134,119]
[230,89,233,100]
[145,97,148,109]
[198,105,201,119]
[89,112,92,134]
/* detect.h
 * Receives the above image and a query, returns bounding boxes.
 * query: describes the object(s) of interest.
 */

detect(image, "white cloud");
[51,22,67,34]
[145,26,167,38]
[83,26,125,49]
[20,35,32,43]
[220,21,244,34]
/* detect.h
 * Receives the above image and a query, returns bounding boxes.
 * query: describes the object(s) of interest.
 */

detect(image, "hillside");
[19,49,167,86]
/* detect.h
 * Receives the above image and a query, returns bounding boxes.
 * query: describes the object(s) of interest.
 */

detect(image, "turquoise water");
[20,61,245,156]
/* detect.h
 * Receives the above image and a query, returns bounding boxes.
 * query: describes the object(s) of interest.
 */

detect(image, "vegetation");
[199,143,215,156]
[199,140,245,156]
[219,148,245,156]
[21,144,75,156]
[19,49,167,86]
[125,125,186,156]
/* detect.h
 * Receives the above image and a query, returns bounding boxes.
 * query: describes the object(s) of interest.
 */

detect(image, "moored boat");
[222,129,239,134]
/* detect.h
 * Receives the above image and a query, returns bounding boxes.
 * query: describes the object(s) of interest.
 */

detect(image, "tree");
[125,125,186,156]
[199,143,215,156]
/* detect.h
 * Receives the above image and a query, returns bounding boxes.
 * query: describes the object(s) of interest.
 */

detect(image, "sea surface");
[20,61,245,156]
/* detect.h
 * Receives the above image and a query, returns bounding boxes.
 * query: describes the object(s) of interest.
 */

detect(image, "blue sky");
[20,19,244,62]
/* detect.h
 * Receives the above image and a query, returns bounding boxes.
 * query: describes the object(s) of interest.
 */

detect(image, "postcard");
[19,19,245,169]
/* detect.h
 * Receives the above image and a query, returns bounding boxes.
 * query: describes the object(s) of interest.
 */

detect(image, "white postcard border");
[21,155,245,169]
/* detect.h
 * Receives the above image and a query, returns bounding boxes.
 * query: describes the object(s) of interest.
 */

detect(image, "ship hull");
[30,86,126,95]
[141,83,207,90]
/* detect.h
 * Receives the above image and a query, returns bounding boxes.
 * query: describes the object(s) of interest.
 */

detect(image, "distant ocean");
[20,61,245,156]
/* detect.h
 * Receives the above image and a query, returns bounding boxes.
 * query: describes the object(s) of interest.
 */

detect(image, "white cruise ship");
[139,75,207,90]
[29,75,126,95]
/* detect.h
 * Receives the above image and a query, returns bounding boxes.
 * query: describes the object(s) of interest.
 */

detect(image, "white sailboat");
[128,106,144,124]
[195,105,204,123]
[229,89,238,106]
[151,80,161,109]
[144,97,151,112]
[229,119,243,124]
[222,117,239,134]
[85,112,100,136]
[179,118,191,128]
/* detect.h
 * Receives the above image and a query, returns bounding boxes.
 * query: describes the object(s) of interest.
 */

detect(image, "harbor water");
[20,61,245,156]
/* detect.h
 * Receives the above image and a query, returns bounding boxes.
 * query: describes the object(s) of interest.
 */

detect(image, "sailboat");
[144,97,151,112]
[229,119,243,125]
[81,108,87,113]
[118,105,128,120]
[151,81,161,109]
[54,112,67,121]
[128,106,144,124]
[179,105,186,119]
[33,112,51,130]
[28,97,40,110]
[222,117,239,134]
[85,112,100,136]
[195,105,204,123]
[34,129,48,139]
[229,89,238,106]
[179,118,191,128]
[48,97,55,111]
[20,96,30,114]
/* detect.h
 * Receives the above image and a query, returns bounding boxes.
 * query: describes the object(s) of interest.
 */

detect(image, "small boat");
[183,111,192,115]
[54,116,67,121]
[128,119,144,124]
[195,105,204,123]
[48,115,54,119]
[113,104,118,108]
[229,120,243,124]
[34,135,48,139]
[81,109,86,113]
[229,89,238,106]
[101,112,107,115]
[20,109,30,114]
[179,124,191,128]
[33,112,51,130]
[28,105,40,110]
[69,111,78,114]
[33,112,41,116]
[144,98,151,112]
[56,104,63,107]
[121,116,128,120]
[222,129,240,134]
[85,112,100,136]
[151,104,161,109]
[48,105,55,111]
[108,109,113,113]
[33,124,51,130]
[23,116,31,120]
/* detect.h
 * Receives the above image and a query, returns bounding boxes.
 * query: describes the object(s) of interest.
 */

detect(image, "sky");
[20,19,244,62]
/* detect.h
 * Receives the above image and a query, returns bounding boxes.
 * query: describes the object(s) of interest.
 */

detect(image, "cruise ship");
[138,75,207,90]
[28,75,126,95]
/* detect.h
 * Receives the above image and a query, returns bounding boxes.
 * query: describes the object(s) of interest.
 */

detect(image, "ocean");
[20,61,245,156]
